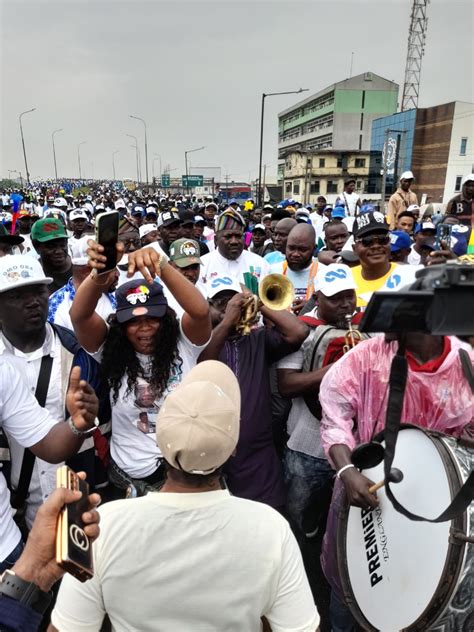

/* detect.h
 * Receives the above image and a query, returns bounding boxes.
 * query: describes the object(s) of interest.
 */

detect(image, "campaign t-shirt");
[93,324,208,478]
[351,262,399,308]
[199,249,270,290]
[270,260,323,301]
[264,250,286,265]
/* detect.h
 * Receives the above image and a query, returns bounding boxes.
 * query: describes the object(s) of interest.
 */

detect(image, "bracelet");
[336,463,356,479]
[67,417,98,437]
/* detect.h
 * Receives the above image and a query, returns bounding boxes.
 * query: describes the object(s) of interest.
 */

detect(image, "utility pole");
[112,150,119,180]
[77,141,86,180]
[19,108,36,184]
[52,128,63,180]
[130,115,149,186]
[126,134,140,184]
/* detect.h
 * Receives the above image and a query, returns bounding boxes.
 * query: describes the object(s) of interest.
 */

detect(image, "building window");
[336,157,343,168]
[285,182,292,194]
[355,158,366,168]
[293,182,300,195]
[327,180,338,194]
[455,176,462,192]
[310,180,320,194]
[460,138,468,156]
[356,180,364,190]
[319,158,325,168]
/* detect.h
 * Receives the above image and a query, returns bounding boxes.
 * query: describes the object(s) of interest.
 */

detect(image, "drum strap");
[383,343,474,523]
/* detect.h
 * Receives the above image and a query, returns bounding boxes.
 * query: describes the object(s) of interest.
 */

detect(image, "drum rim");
[337,425,468,632]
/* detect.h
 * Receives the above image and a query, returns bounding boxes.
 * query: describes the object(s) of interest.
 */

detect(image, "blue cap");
[331,206,346,219]
[360,204,375,214]
[389,230,412,252]
[414,221,436,234]
[229,198,239,205]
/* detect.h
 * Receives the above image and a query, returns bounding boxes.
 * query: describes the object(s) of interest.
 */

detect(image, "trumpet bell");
[258,273,295,311]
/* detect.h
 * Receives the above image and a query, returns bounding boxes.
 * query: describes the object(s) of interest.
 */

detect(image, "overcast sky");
[1,0,472,183]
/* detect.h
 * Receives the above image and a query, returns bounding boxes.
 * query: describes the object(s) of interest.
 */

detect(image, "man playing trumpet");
[199,275,308,513]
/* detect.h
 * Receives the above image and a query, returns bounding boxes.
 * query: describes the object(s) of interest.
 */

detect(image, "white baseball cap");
[462,174,474,186]
[400,170,415,181]
[407,204,420,213]
[316,263,357,297]
[139,224,158,238]
[53,197,68,208]
[69,208,88,221]
[68,236,90,266]
[0,255,52,293]
[207,275,242,299]
[156,360,240,474]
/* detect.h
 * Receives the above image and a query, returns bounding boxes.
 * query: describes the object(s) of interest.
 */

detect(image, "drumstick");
[368,468,403,494]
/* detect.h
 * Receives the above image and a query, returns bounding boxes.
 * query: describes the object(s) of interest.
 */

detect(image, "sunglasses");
[356,234,390,248]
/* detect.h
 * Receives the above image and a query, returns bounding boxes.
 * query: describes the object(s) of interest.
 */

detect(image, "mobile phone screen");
[434,224,452,251]
[95,211,119,272]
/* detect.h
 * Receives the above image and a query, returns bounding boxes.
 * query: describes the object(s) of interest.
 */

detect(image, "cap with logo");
[414,221,436,234]
[207,275,242,299]
[0,224,24,246]
[115,280,168,323]
[353,212,389,239]
[156,360,240,474]
[69,209,88,221]
[169,239,202,268]
[31,218,68,242]
[389,230,412,252]
[145,206,158,216]
[53,197,68,208]
[0,255,52,293]
[295,209,310,221]
[316,263,357,297]
[160,210,181,227]
[331,207,346,219]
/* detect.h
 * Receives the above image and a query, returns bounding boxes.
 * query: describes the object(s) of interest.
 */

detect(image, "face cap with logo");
[31,218,68,242]
[316,263,357,297]
[389,230,412,252]
[0,254,53,293]
[207,276,242,300]
[160,210,181,227]
[169,238,202,268]
[353,212,389,239]
[156,360,241,474]
[115,279,168,323]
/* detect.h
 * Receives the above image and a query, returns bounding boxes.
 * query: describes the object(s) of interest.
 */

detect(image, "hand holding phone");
[434,224,452,251]
[95,211,119,272]
[56,466,95,582]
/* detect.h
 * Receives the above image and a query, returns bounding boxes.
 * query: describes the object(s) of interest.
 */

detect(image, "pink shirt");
[320,336,474,458]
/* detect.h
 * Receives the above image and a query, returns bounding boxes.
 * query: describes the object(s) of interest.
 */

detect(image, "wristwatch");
[68,416,99,437]
[0,570,52,615]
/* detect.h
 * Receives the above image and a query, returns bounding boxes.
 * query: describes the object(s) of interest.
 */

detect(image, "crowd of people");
[0,171,473,631]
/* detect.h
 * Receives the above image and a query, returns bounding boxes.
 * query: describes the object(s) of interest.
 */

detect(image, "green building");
[278,72,399,168]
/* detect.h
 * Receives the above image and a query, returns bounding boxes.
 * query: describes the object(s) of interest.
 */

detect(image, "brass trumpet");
[343,314,363,353]
[236,274,295,335]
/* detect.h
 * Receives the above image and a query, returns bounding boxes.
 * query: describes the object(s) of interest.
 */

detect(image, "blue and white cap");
[207,275,242,299]
[316,264,357,297]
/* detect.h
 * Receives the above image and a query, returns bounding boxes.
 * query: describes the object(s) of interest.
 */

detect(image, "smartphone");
[434,224,452,251]
[95,211,119,272]
[56,466,94,582]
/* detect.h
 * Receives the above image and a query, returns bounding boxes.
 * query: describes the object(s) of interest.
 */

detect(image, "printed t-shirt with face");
[92,322,208,479]
[270,259,323,301]
[351,262,399,308]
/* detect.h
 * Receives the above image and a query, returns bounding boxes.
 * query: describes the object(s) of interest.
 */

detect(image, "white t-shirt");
[270,260,324,301]
[0,325,64,530]
[310,212,328,245]
[203,226,215,252]
[407,245,422,265]
[93,324,208,478]
[52,490,319,632]
[0,360,57,560]
[335,191,360,217]
[49,288,115,332]
[199,248,270,290]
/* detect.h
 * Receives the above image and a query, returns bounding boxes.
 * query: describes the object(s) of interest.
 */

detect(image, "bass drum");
[337,427,473,631]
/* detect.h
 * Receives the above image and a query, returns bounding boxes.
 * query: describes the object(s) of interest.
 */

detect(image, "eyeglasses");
[356,234,390,248]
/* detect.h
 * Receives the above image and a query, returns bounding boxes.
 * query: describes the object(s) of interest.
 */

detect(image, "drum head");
[338,428,466,631]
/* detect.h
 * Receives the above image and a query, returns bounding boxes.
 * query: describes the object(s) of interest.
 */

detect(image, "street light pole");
[257,88,309,206]
[126,134,140,183]
[184,146,205,195]
[77,141,86,180]
[52,128,63,180]
[19,108,36,184]
[130,115,149,186]
[153,153,162,179]
[112,150,119,181]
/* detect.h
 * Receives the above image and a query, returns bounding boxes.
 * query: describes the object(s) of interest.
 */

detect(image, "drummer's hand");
[341,468,379,509]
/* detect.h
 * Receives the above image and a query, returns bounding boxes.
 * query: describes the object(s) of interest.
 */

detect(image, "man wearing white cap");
[445,173,474,227]
[277,264,362,628]
[51,360,319,632]
[387,170,418,229]
[68,208,90,245]
[49,236,117,331]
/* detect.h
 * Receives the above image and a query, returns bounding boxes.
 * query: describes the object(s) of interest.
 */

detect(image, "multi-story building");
[370,101,474,203]
[283,149,380,205]
[277,72,399,181]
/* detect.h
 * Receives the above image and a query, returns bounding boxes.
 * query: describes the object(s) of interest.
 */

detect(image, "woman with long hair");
[70,241,211,496]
